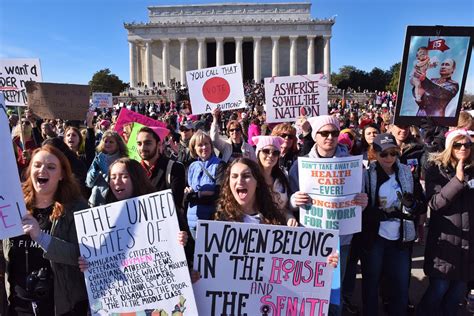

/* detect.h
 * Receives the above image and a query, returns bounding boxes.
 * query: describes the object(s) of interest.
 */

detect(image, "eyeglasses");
[317,130,340,138]
[228,128,242,133]
[452,142,473,150]
[280,133,295,139]
[261,148,281,157]
[379,150,400,158]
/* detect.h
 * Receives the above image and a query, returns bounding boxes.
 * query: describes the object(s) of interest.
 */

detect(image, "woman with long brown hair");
[4,145,88,315]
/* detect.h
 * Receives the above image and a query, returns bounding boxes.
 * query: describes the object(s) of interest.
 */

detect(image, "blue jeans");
[417,277,466,316]
[361,235,410,316]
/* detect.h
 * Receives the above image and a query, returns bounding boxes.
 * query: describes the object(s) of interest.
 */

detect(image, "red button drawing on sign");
[202,77,230,103]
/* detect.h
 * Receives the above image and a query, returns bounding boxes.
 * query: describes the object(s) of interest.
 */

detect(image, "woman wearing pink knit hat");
[252,135,298,227]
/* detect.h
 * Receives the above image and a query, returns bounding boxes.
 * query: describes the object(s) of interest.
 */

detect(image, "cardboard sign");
[92,92,113,108]
[395,26,473,126]
[74,190,198,315]
[114,108,167,137]
[0,58,42,106]
[264,74,328,123]
[25,82,90,121]
[0,93,27,239]
[186,63,246,115]
[298,156,363,235]
[193,220,338,316]
[126,122,145,162]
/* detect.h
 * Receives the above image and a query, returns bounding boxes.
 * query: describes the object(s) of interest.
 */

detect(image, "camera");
[25,268,52,300]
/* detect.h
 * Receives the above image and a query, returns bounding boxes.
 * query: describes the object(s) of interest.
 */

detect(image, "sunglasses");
[452,142,473,150]
[379,150,400,158]
[21,121,31,125]
[317,130,340,138]
[228,128,242,133]
[261,148,281,157]
[280,133,295,139]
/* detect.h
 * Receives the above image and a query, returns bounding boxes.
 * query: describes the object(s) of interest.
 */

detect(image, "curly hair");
[215,158,286,225]
[96,130,128,157]
[22,145,82,220]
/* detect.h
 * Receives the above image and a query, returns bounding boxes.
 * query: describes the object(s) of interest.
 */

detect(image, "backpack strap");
[166,159,174,187]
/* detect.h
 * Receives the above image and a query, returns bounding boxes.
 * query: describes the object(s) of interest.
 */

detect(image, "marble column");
[324,35,331,82]
[161,38,170,87]
[235,36,243,67]
[271,36,280,77]
[253,36,262,82]
[216,37,224,66]
[144,40,153,88]
[307,36,315,75]
[197,37,206,69]
[289,36,298,76]
[129,40,137,87]
[179,38,187,85]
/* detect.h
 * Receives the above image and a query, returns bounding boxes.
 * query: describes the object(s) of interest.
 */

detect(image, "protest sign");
[25,82,90,121]
[186,63,246,115]
[0,93,27,239]
[0,58,42,106]
[74,190,197,315]
[114,108,167,137]
[298,156,363,235]
[264,74,328,123]
[126,122,145,162]
[395,25,473,126]
[92,92,113,108]
[193,220,338,316]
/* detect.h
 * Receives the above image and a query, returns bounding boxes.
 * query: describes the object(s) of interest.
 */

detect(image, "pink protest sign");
[114,108,167,136]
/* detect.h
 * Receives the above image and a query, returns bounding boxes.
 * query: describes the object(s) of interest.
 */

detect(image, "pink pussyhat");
[252,135,285,154]
[149,126,170,141]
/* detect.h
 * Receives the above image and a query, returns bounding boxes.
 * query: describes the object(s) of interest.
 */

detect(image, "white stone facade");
[125,2,334,88]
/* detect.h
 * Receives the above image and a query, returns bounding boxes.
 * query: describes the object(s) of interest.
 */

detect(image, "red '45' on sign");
[202,77,230,103]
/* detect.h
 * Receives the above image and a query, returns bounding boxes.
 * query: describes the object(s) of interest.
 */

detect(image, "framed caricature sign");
[394,26,473,127]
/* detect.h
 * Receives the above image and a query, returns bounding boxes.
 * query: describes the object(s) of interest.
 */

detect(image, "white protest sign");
[264,74,328,123]
[0,58,42,106]
[92,92,113,108]
[186,63,245,115]
[298,156,363,235]
[0,93,27,239]
[193,220,338,316]
[74,190,197,315]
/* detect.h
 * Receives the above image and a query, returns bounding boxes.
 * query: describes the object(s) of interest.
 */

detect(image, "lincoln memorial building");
[124,2,334,88]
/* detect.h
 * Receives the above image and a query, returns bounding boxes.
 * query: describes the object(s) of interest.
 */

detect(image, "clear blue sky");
[1,0,473,92]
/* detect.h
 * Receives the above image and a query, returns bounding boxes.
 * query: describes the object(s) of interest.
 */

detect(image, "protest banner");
[395,25,473,126]
[186,63,246,115]
[264,74,328,123]
[126,122,145,162]
[298,155,363,235]
[25,82,90,121]
[0,93,27,239]
[114,108,167,137]
[0,58,42,106]
[92,92,113,108]
[193,220,338,316]
[74,190,197,315]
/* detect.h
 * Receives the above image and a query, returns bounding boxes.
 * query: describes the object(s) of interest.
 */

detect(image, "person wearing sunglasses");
[210,108,256,163]
[417,129,474,315]
[288,115,368,315]
[361,133,426,316]
[271,123,299,175]
[253,135,298,227]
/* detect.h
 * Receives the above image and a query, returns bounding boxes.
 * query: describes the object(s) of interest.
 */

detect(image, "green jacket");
[4,199,89,315]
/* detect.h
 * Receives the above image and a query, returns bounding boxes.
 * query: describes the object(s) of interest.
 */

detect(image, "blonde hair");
[96,130,128,156]
[188,130,213,159]
[457,111,473,130]
[429,134,472,168]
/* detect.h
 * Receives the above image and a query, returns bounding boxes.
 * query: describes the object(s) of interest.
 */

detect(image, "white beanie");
[308,115,340,140]
[445,129,470,147]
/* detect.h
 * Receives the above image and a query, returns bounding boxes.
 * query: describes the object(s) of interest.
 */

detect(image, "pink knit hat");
[149,126,170,141]
[445,129,470,147]
[252,135,284,154]
[308,115,340,140]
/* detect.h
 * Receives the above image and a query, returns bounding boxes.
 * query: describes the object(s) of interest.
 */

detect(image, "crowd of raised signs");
[1,81,474,316]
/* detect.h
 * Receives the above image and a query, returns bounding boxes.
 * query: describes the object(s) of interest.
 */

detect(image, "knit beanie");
[308,115,340,140]
[252,135,284,154]
[445,129,470,148]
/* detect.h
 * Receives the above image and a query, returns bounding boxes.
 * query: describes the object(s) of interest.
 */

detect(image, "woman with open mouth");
[86,130,128,207]
[4,145,89,315]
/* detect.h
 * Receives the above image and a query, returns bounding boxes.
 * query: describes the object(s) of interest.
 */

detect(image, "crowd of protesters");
[1,79,474,316]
